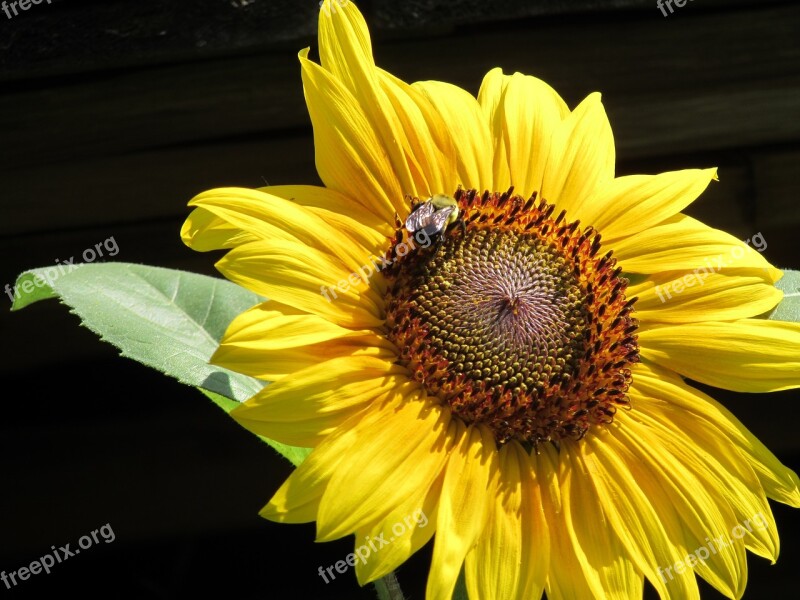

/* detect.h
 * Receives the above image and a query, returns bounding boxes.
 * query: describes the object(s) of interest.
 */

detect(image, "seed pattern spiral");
[383,188,639,446]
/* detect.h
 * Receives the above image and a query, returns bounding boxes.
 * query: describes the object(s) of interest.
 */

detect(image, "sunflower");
[180,1,800,598]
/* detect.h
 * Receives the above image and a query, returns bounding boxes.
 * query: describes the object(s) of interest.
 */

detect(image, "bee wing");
[431,206,455,229]
[405,201,435,232]
[420,206,455,237]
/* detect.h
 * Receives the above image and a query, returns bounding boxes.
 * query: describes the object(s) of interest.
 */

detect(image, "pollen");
[382,188,639,446]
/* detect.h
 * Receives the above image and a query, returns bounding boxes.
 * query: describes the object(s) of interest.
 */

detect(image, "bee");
[404,194,465,241]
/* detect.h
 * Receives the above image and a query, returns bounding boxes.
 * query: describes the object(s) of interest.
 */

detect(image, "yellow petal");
[218,303,369,350]
[580,434,701,599]
[215,338,393,382]
[353,439,447,584]
[181,207,258,251]
[630,270,783,324]
[378,69,454,198]
[465,442,548,600]
[612,413,750,597]
[211,303,395,380]
[538,443,598,600]
[632,361,800,508]
[541,92,615,218]
[426,424,498,600]
[613,214,781,280]
[317,3,413,193]
[556,444,645,600]
[300,48,402,222]
[231,356,406,446]
[583,168,718,241]
[476,67,511,192]
[188,186,374,277]
[258,184,392,250]
[316,393,451,541]
[413,80,493,192]
[489,71,570,200]
[625,392,779,564]
[639,319,800,392]
[216,239,384,329]
[317,2,451,202]
[261,394,406,524]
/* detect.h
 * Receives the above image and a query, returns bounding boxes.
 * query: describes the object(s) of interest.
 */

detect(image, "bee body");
[404,194,464,240]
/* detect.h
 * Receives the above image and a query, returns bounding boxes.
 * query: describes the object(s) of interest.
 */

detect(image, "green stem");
[373,571,405,600]
[373,569,468,600]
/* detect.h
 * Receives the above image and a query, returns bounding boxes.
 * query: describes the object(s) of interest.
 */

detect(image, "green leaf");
[452,570,469,600]
[767,269,800,323]
[11,262,262,399]
[11,262,311,465]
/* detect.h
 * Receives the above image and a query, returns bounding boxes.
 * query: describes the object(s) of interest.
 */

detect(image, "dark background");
[1,0,799,598]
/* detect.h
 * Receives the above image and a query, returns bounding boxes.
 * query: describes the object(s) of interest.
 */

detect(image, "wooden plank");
[2,0,774,83]
[0,135,318,236]
[5,133,799,242]
[0,51,307,170]
[752,149,800,227]
[372,0,774,31]
[2,3,799,172]
[678,158,754,234]
[0,0,320,82]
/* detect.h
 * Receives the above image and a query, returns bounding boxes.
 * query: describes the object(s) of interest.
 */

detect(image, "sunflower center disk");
[383,188,640,446]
